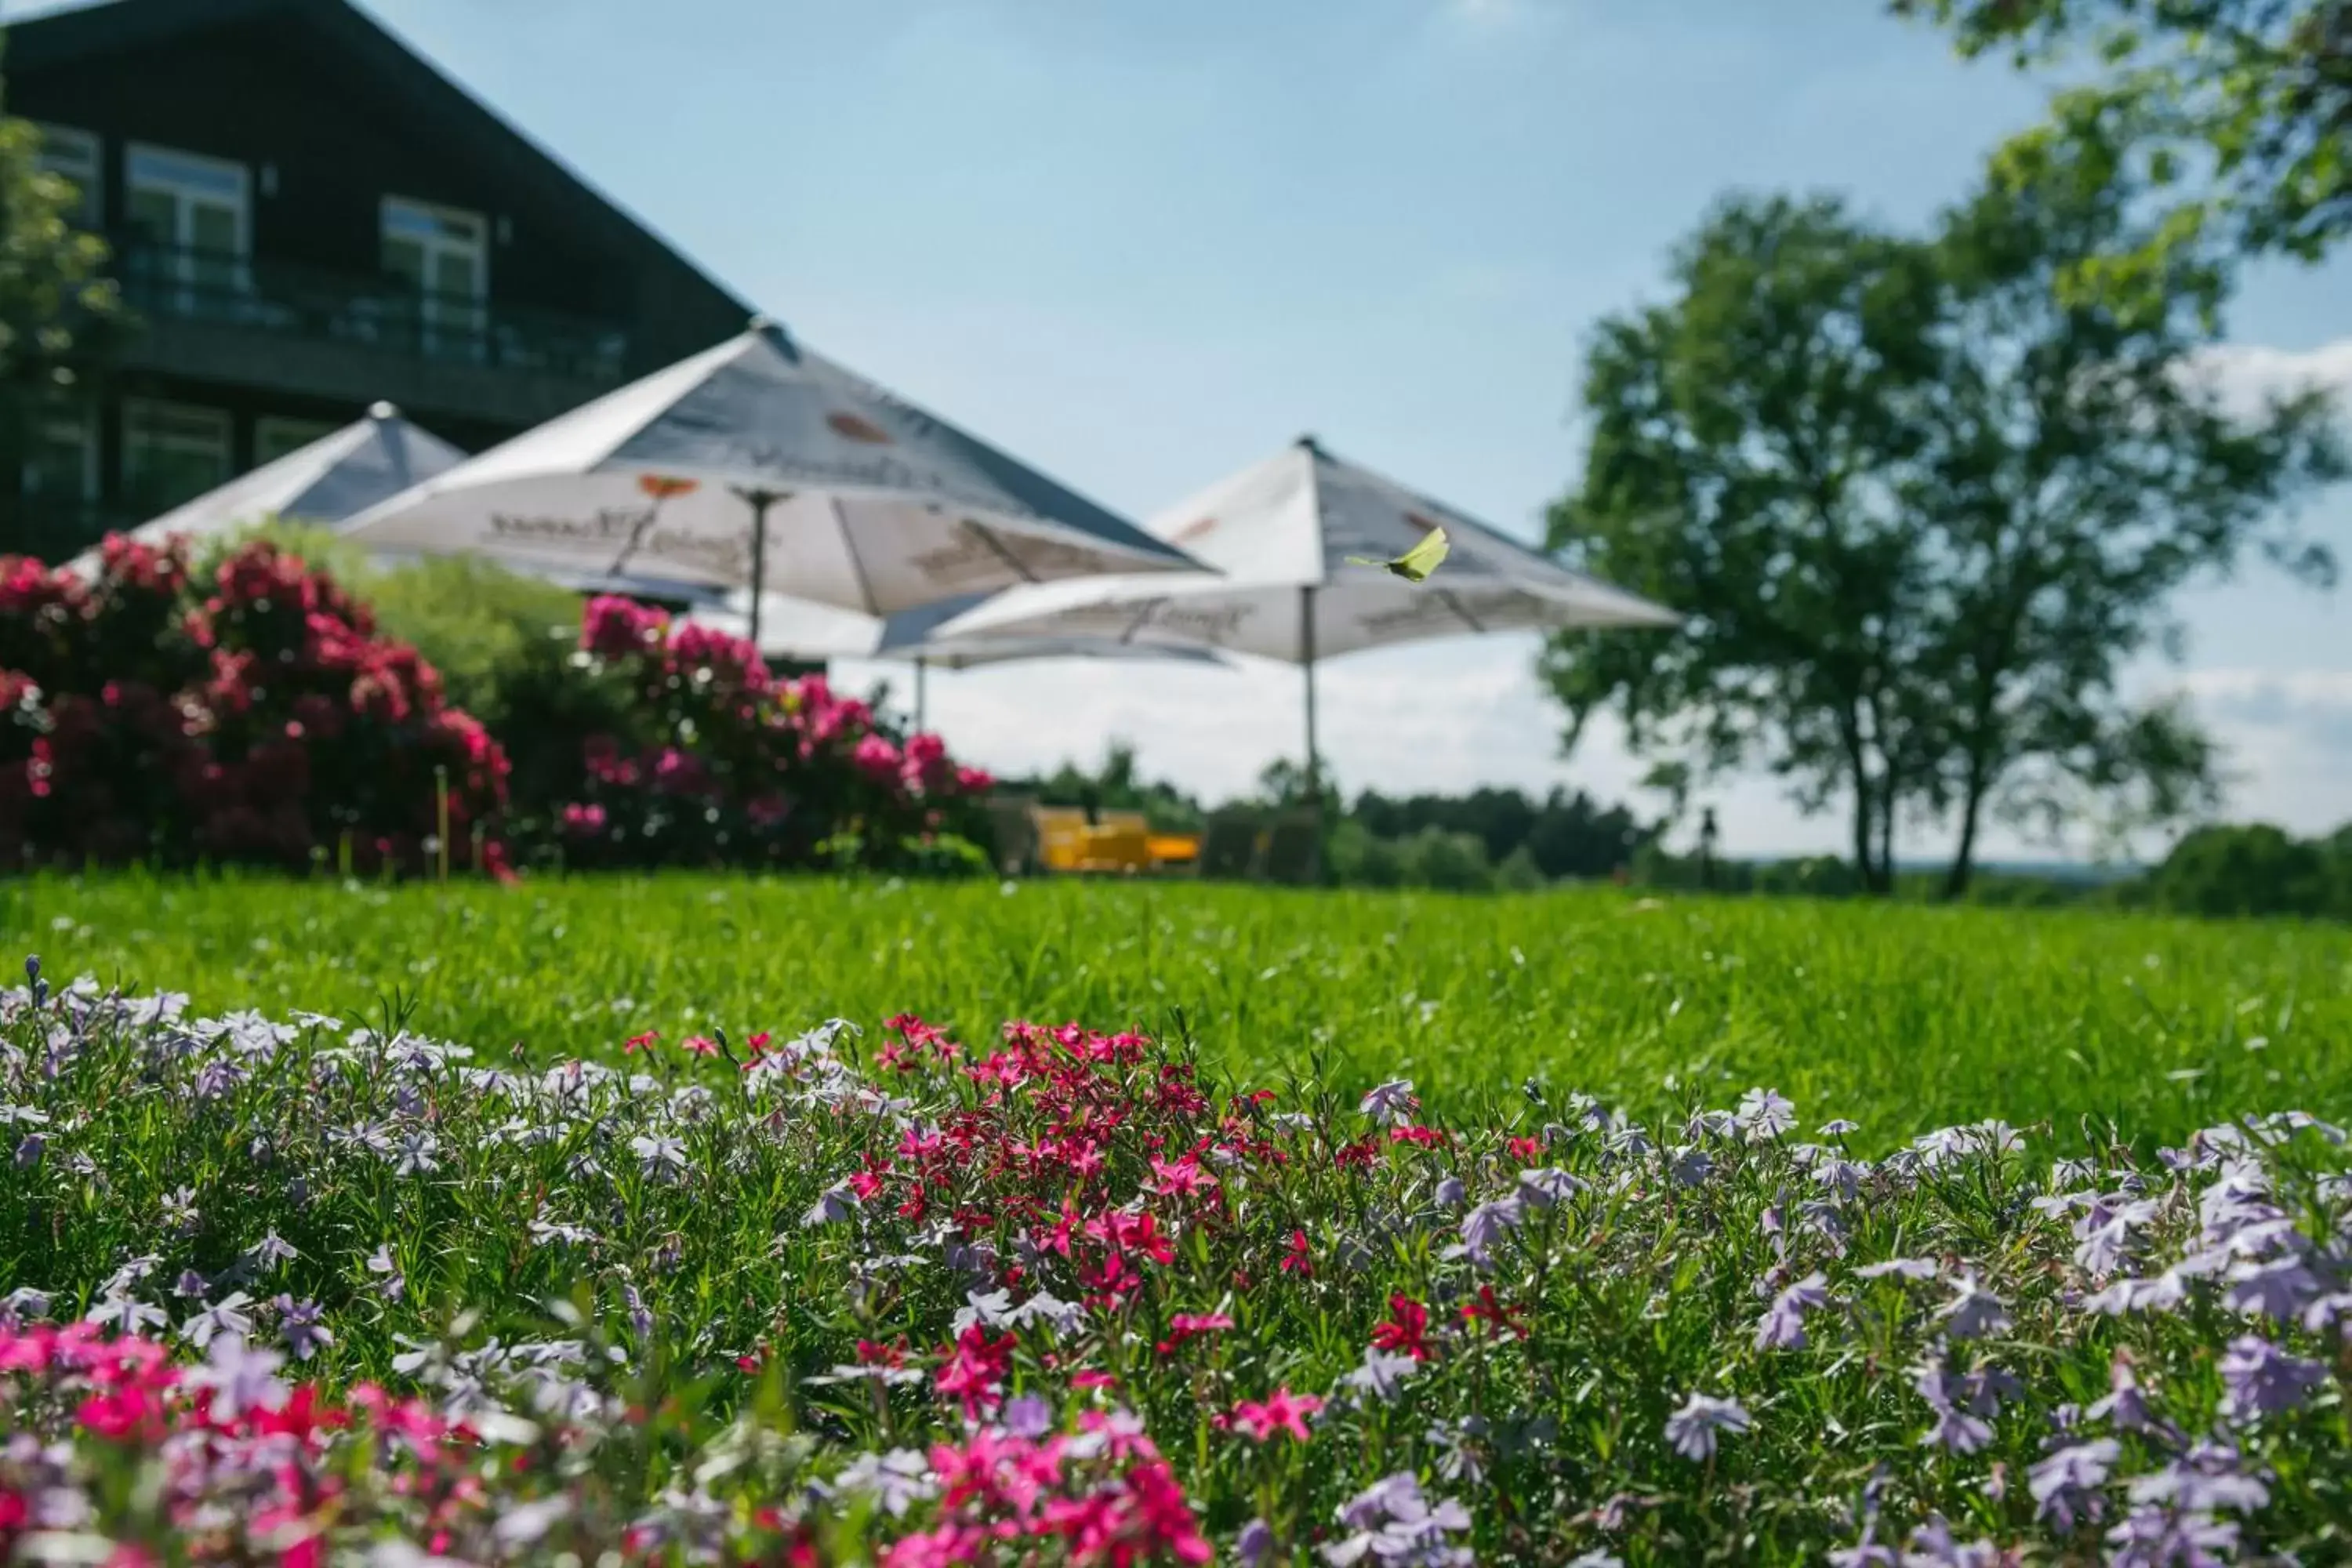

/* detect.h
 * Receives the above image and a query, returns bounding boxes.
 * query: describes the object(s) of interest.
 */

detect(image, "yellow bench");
[1033,807,1092,873]
[1029,808,1201,876]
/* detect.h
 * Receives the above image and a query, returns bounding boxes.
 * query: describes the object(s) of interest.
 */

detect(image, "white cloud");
[2172,666,2352,834]
[2188,336,2352,422]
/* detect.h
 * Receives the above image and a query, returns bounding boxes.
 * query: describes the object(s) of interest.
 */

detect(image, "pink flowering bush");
[535,596,992,872]
[0,538,509,876]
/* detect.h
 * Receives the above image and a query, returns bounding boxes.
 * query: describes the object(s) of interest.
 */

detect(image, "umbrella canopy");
[930,435,1678,660]
[66,402,463,575]
[929,437,1678,872]
[735,590,1224,668]
[686,591,1228,728]
[339,321,1203,638]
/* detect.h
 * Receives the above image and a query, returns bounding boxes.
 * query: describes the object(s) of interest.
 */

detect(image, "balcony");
[107,237,636,429]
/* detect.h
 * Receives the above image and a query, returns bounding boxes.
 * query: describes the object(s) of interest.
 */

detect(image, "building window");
[255,416,339,466]
[125,143,251,314]
[20,398,99,509]
[381,197,488,358]
[32,124,101,228]
[123,400,232,514]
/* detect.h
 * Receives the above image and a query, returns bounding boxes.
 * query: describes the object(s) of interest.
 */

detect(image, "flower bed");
[0,539,507,876]
[2,960,2348,1563]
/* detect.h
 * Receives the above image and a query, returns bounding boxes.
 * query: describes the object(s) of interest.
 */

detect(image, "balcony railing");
[108,237,632,385]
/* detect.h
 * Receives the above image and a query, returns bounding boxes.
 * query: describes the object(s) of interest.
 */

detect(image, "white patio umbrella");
[688,590,1229,728]
[339,319,1203,644]
[931,434,1679,807]
[64,401,464,575]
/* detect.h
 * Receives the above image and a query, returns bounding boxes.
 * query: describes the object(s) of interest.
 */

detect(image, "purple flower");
[1341,1347,1421,1404]
[1754,1272,1830,1352]
[803,1181,858,1228]
[1936,1276,2012,1341]
[1359,1080,1417,1124]
[1667,1146,1715,1187]
[1856,1257,1940,1283]
[2085,1356,2171,1439]
[2105,1504,2238,1568]
[1736,1087,1796,1141]
[1664,1392,1750,1461]
[1825,1533,1898,1568]
[245,1229,299,1272]
[2216,1334,2325,1423]
[1914,1360,1999,1454]
[1450,1197,1523,1269]
[274,1295,332,1361]
[180,1290,256,1349]
[832,1449,935,1518]
[365,1243,406,1302]
[630,1134,688,1181]
[1236,1519,1276,1567]
[1515,1167,1584,1209]
[2082,1272,2190,1316]
[1323,1472,1472,1568]
[1433,1174,1466,1209]
[11,1134,40,1171]
[187,1333,288,1420]
[998,1392,1054,1439]
[2029,1439,2119,1531]
[2222,1256,2321,1323]
[2129,1442,2271,1515]
[1903,1516,1998,1566]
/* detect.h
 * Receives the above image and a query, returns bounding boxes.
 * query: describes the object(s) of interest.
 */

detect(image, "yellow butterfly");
[1348,526,1450,583]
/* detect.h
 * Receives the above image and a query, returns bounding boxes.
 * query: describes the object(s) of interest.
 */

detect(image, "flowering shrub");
[538,596,990,872]
[5,958,2350,1563]
[0,538,507,875]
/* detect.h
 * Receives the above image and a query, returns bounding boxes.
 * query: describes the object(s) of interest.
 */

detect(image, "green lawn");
[9,873,2344,1145]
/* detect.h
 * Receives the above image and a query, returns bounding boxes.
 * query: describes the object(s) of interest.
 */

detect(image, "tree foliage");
[2142,818,2352,916]
[1894,0,2352,293]
[0,43,118,412]
[1543,175,2345,895]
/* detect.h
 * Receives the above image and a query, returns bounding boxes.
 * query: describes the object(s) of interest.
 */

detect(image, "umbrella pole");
[736,487,784,649]
[1301,584,1323,882]
[914,656,929,731]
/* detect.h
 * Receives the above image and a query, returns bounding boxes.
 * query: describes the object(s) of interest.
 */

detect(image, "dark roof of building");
[11,0,754,324]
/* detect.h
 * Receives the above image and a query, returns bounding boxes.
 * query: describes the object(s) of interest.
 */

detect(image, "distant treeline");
[1002,745,1656,893]
[1005,745,2350,917]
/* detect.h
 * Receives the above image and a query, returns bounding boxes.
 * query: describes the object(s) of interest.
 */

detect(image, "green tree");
[2143,821,2337,915]
[1904,166,2342,893]
[1895,0,2352,296]
[1544,177,2344,896]
[1541,193,1951,893]
[0,42,120,477]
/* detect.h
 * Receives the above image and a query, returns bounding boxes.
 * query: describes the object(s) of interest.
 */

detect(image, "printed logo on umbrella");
[637,475,700,501]
[826,412,895,445]
[1171,516,1218,545]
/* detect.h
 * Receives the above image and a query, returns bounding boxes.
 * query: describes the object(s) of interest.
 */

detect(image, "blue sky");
[47,0,2352,855]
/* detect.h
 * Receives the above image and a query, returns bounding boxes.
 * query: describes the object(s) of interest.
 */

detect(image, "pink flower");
[1156,1312,1236,1356]
[1229,1387,1322,1443]
[853,733,903,785]
[935,1324,1019,1418]
[580,595,669,659]
[560,801,608,837]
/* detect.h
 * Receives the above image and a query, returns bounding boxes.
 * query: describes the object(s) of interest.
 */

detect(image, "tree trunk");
[1849,767,1878,893]
[1873,773,1896,895]
[1943,753,1991,900]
